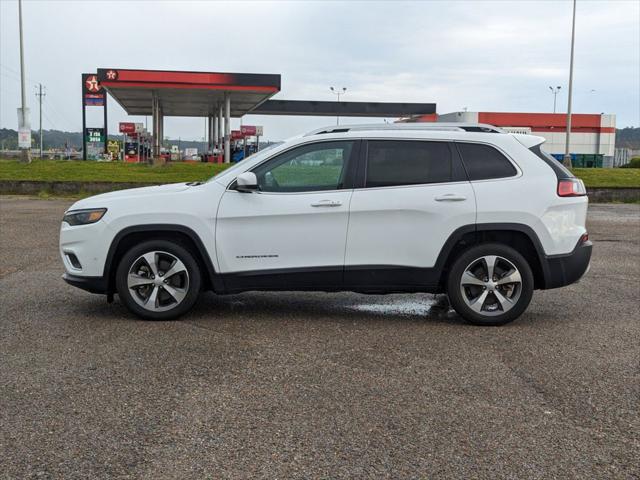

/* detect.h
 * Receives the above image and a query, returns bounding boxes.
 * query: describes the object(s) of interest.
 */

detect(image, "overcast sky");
[1,0,639,141]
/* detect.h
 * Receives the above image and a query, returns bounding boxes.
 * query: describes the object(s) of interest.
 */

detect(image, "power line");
[44,95,76,128]
[0,70,31,89]
[1,63,74,129]
[0,63,39,87]
[35,83,46,156]
[41,109,58,131]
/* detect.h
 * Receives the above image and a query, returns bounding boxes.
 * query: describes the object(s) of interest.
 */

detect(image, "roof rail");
[304,123,504,136]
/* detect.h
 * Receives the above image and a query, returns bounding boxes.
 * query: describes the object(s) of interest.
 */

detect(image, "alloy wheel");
[459,255,523,317]
[127,251,190,312]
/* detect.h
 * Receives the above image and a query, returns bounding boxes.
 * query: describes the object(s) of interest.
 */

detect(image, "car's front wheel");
[446,243,534,326]
[115,240,201,320]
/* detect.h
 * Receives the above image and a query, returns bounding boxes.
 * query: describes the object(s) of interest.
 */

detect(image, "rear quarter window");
[457,142,517,181]
[529,143,574,179]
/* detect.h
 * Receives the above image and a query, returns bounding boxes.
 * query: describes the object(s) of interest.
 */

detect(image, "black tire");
[446,243,534,326]
[115,240,201,320]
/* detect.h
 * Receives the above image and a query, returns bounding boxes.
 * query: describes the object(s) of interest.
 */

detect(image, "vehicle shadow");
[185,290,466,327]
[67,286,471,326]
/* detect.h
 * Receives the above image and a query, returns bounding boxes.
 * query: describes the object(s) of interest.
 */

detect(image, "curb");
[0,180,159,196]
[585,187,640,203]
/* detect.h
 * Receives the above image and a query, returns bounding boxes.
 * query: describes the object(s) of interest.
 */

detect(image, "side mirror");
[236,172,258,193]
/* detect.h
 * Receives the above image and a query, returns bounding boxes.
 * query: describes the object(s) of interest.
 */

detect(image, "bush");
[620,157,640,168]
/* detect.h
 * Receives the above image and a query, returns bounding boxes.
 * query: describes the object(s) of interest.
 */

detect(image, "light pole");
[549,86,561,113]
[18,0,31,163]
[563,0,577,169]
[330,86,347,125]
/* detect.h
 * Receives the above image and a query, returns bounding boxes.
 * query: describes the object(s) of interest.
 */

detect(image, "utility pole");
[35,83,45,158]
[330,86,347,125]
[563,0,577,169]
[549,86,561,113]
[18,0,31,163]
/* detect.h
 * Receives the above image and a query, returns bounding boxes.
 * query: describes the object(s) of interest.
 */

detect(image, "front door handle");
[311,200,342,207]
[435,194,467,202]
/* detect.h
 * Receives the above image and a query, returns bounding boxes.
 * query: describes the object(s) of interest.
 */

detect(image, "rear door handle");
[311,200,342,207]
[435,194,467,202]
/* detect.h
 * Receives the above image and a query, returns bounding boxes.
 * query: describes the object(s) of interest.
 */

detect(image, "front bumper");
[59,220,111,278]
[543,240,592,289]
[62,273,108,294]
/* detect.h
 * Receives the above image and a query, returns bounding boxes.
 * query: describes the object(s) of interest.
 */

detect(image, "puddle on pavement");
[346,296,447,317]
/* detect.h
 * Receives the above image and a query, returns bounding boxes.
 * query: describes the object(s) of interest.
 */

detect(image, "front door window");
[252,141,354,192]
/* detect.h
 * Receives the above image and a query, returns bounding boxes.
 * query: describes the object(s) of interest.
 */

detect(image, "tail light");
[557,178,586,197]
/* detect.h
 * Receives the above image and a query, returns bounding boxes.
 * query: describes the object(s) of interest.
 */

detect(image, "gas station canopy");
[97,68,281,117]
[88,67,437,164]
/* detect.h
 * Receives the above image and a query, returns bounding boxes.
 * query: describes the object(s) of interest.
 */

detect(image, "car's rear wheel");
[446,243,534,326]
[115,240,201,320]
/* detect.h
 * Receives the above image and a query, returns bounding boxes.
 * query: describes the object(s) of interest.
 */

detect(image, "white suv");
[60,124,591,326]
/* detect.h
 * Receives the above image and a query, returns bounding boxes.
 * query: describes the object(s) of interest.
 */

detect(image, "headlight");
[63,208,107,226]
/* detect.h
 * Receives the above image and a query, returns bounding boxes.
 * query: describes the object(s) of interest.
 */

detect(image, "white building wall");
[599,114,616,157]
[533,132,612,156]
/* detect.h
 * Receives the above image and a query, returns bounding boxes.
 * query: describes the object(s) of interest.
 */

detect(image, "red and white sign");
[240,125,263,136]
[18,128,31,148]
[119,122,143,133]
[119,122,136,134]
[85,75,101,93]
[240,125,256,136]
[231,130,244,140]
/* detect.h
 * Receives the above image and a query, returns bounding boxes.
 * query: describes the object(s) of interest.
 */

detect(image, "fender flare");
[434,222,551,287]
[103,224,224,292]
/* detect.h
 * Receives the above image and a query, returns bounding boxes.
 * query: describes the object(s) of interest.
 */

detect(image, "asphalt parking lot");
[1,196,638,479]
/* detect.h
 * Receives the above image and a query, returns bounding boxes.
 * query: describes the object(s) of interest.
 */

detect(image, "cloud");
[1,0,638,140]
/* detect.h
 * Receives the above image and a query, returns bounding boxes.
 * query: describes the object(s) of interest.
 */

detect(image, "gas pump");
[123,134,137,163]
[239,125,263,161]
[230,130,244,162]
[120,122,146,163]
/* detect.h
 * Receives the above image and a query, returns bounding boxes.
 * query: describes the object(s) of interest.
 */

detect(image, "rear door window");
[365,140,458,188]
[457,142,517,181]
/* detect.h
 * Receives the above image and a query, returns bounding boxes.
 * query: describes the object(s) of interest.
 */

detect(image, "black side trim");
[221,265,444,294]
[103,224,223,293]
[343,265,441,293]
[63,273,108,294]
[220,266,343,293]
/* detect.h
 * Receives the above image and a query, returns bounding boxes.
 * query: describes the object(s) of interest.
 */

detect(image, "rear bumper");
[62,273,108,294]
[542,240,592,289]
